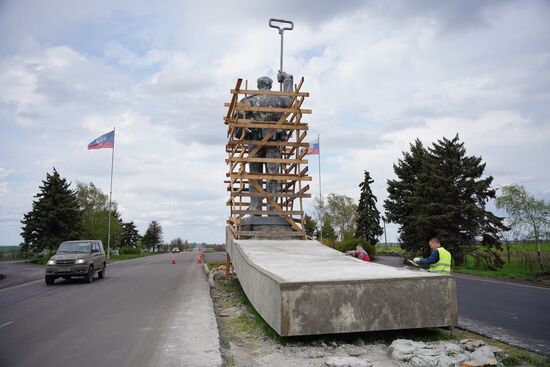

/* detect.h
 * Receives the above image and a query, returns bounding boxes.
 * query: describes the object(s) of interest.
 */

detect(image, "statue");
[235,71,294,213]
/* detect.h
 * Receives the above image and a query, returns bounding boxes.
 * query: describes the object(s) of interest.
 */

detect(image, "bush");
[119,247,141,255]
[335,237,376,260]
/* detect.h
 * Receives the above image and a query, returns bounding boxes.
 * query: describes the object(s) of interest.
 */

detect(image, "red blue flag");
[306,139,319,155]
[88,130,114,150]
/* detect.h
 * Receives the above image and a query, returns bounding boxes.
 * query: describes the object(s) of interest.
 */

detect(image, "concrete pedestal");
[226,227,457,336]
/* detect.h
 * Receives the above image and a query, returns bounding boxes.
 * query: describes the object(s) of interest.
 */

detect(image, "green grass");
[207,261,225,271]
[375,246,404,255]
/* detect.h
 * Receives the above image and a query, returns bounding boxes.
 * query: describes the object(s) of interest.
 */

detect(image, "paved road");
[375,256,550,355]
[0,252,222,367]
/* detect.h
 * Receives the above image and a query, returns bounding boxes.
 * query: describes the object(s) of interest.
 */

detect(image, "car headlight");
[75,259,85,264]
[47,259,56,265]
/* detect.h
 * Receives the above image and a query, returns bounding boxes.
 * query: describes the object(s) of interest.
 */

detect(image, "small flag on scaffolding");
[305,139,319,155]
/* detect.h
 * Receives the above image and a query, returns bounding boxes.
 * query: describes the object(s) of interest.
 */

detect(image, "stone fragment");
[461,359,497,367]
[324,356,372,367]
[442,342,462,355]
[469,345,495,363]
[435,355,455,367]
[410,354,439,367]
[488,346,508,360]
[353,338,365,347]
[464,339,486,352]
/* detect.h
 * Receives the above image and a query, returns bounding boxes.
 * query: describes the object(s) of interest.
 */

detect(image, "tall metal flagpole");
[318,133,323,244]
[107,127,115,260]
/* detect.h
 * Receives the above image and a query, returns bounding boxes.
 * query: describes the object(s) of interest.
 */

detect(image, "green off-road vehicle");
[45,240,106,285]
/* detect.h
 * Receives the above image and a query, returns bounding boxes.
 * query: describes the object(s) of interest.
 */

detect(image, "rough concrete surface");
[226,229,457,336]
[210,270,509,367]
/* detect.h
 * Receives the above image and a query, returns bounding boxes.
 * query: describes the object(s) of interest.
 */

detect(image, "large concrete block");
[226,228,457,336]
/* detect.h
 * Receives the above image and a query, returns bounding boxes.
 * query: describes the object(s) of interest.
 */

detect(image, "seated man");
[346,245,370,262]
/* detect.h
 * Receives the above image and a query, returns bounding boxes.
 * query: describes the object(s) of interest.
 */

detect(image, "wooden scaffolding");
[224,77,312,240]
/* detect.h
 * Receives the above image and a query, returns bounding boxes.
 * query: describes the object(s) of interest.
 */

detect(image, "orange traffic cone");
[171,256,176,264]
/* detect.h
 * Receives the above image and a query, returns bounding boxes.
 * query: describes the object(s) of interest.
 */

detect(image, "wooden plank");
[225,79,243,120]
[228,122,308,130]
[226,157,308,164]
[231,89,309,97]
[224,103,312,114]
[236,231,306,237]
[227,173,312,181]
[227,140,309,148]
[232,210,304,216]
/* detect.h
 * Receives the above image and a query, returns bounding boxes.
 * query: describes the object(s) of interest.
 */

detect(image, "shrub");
[335,237,376,260]
[119,247,141,255]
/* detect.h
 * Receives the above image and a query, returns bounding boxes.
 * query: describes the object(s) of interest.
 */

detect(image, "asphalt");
[375,256,550,355]
[0,251,222,367]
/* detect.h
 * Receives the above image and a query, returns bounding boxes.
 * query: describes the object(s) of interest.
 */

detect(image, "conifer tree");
[355,171,383,245]
[385,135,507,264]
[20,168,82,253]
[143,221,163,252]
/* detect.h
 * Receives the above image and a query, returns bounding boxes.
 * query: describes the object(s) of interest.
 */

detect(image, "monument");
[223,19,457,337]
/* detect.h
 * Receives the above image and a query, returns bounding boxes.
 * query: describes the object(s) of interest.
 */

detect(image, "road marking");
[0,321,14,329]
[454,274,550,290]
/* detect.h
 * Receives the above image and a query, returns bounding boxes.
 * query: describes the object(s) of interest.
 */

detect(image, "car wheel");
[45,276,55,285]
[85,266,94,283]
[98,263,106,279]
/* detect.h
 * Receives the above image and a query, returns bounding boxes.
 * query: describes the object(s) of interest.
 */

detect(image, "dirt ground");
[209,269,548,367]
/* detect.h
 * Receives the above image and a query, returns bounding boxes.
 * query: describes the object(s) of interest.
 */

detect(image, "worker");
[413,237,452,274]
[346,245,370,262]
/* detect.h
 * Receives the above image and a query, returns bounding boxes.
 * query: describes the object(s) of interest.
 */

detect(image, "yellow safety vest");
[429,247,452,275]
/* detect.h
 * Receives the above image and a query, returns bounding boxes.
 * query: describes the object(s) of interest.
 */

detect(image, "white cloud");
[1,0,549,245]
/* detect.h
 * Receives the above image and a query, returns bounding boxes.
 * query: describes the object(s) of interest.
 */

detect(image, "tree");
[303,214,317,238]
[143,221,163,252]
[170,237,184,250]
[76,182,122,249]
[496,184,549,271]
[320,216,336,245]
[120,221,140,248]
[385,135,508,265]
[355,171,383,245]
[326,194,357,241]
[20,168,82,253]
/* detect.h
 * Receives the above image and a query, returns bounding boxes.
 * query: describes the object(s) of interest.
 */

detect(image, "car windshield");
[57,242,91,253]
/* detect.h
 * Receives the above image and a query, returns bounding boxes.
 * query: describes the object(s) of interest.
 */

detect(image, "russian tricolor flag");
[88,130,115,150]
[306,139,319,155]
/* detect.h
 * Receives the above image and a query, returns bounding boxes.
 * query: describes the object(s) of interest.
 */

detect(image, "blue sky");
[1,0,549,245]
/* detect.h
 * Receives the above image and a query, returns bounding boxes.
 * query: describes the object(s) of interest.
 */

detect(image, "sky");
[1,0,549,245]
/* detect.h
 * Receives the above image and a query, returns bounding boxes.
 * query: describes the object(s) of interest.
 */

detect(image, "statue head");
[257,76,273,90]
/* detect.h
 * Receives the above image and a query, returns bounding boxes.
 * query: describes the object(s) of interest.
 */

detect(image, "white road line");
[0,321,14,329]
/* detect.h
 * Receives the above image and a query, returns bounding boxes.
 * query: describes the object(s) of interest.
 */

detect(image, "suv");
[172,247,180,253]
[45,240,106,285]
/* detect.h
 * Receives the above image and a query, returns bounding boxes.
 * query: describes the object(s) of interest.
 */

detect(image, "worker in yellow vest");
[413,237,452,275]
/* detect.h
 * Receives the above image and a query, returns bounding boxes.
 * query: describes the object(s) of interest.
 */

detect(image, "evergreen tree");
[20,168,82,253]
[385,135,507,264]
[385,139,427,254]
[303,213,317,238]
[143,221,163,252]
[120,221,141,248]
[355,171,383,245]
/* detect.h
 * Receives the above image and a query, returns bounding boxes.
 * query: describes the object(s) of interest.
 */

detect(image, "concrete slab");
[226,228,457,336]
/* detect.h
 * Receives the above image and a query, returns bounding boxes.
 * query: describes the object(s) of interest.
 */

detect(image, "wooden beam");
[226,140,309,148]
[228,121,308,130]
[232,210,303,216]
[231,89,309,97]
[224,103,312,114]
[226,157,308,164]
[236,231,305,237]
[227,173,312,181]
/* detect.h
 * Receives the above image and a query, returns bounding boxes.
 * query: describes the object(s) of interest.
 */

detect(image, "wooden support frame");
[224,77,311,240]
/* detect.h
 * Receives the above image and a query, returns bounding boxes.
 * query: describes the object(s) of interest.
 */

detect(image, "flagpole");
[107,126,115,260]
[318,132,323,244]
